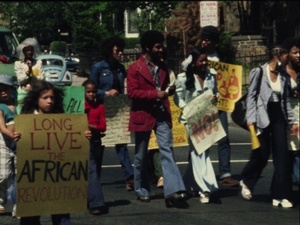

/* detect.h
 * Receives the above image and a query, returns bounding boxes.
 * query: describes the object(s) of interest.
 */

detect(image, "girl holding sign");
[174,48,219,204]
[19,80,70,225]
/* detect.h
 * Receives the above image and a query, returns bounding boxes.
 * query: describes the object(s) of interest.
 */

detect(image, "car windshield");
[0,32,19,58]
[41,58,63,66]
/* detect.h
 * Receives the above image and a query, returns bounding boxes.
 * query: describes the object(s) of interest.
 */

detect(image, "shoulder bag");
[231,67,263,131]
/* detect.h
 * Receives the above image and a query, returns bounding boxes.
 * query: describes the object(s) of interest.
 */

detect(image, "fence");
[233,52,268,93]
[166,52,268,94]
[78,50,268,94]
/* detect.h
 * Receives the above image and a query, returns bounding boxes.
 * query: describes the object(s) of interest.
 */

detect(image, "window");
[128,10,138,33]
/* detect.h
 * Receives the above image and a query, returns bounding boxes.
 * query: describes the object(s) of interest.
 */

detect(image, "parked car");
[37,54,72,86]
[65,56,79,72]
[0,26,19,77]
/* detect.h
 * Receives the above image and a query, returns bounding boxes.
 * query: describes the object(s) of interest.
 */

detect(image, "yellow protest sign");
[15,114,89,217]
[208,61,243,112]
[148,96,188,150]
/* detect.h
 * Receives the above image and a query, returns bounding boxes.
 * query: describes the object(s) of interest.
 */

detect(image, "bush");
[125,38,140,49]
[50,41,67,56]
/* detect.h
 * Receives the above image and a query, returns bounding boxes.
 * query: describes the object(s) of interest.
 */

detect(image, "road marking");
[106,143,252,147]
[101,159,273,168]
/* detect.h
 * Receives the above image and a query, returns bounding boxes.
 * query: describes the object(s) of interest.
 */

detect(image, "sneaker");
[125,179,134,191]
[90,206,108,216]
[220,177,240,187]
[12,204,16,217]
[240,180,252,200]
[199,192,210,204]
[157,177,164,188]
[12,204,20,219]
[272,199,293,208]
[0,204,5,213]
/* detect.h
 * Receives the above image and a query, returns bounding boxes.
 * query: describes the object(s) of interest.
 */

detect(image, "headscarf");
[17,38,41,61]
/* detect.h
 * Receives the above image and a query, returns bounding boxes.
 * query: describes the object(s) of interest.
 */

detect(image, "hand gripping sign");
[182,89,226,154]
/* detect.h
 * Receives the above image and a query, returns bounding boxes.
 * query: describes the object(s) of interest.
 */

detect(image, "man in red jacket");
[127,30,188,208]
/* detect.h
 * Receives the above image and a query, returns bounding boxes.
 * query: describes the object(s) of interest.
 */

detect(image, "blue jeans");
[115,144,134,181]
[88,140,105,211]
[134,115,186,198]
[217,110,231,179]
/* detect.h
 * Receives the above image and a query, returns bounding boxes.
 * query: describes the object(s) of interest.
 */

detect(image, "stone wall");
[231,35,269,65]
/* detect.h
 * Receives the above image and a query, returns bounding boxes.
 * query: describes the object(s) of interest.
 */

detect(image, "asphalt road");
[1,75,298,225]
[1,139,299,225]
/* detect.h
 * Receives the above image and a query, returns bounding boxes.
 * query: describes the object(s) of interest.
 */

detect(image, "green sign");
[16,86,84,114]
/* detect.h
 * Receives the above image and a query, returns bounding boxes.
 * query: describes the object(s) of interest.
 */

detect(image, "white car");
[37,54,72,86]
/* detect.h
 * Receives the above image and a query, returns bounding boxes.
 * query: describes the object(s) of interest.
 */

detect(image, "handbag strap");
[255,66,263,101]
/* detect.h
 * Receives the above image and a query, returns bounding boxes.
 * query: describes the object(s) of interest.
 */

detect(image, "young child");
[82,79,107,215]
[19,80,71,225]
[0,74,21,215]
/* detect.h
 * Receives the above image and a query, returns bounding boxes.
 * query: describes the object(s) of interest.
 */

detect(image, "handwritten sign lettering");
[183,89,226,154]
[102,94,132,145]
[16,86,85,114]
[15,114,89,217]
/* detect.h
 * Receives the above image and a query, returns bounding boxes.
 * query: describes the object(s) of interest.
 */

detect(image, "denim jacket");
[89,60,126,101]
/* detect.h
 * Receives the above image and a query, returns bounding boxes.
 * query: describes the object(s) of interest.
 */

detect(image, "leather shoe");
[220,177,240,187]
[166,192,188,201]
[165,192,189,208]
[137,196,150,202]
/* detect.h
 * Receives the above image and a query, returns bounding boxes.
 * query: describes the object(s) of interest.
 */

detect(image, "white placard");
[200,1,219,27]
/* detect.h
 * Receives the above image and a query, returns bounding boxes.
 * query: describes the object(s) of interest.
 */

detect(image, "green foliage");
[0,1,178,53]
[50,41,67,56]
[0,2,72,45]
[125,38,139,49]
[218,31,236,63]
[133,1,178,18]
[130,1,179,34]
[73,17,108,53]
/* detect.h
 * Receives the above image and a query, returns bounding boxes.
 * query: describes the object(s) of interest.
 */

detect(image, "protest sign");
[16,86,85,114]
[208,61,243,112]
[148,96,188,149]
[102,94,132,146]
[63,86,84,114]
[15,114,89,217]
[183,89,226,154]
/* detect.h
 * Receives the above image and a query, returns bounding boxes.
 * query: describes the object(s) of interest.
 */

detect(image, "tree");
[0,2,73,46]
[1,1,297,56]
[165,1,201,56]
[0,1,127,53]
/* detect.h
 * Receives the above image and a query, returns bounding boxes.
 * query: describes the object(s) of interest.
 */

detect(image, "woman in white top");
[14,38,44,90]
[240,45,297,208]
[174,48,219,204]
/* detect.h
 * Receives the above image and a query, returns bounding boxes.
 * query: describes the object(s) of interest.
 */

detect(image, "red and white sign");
[199,1,218,27]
